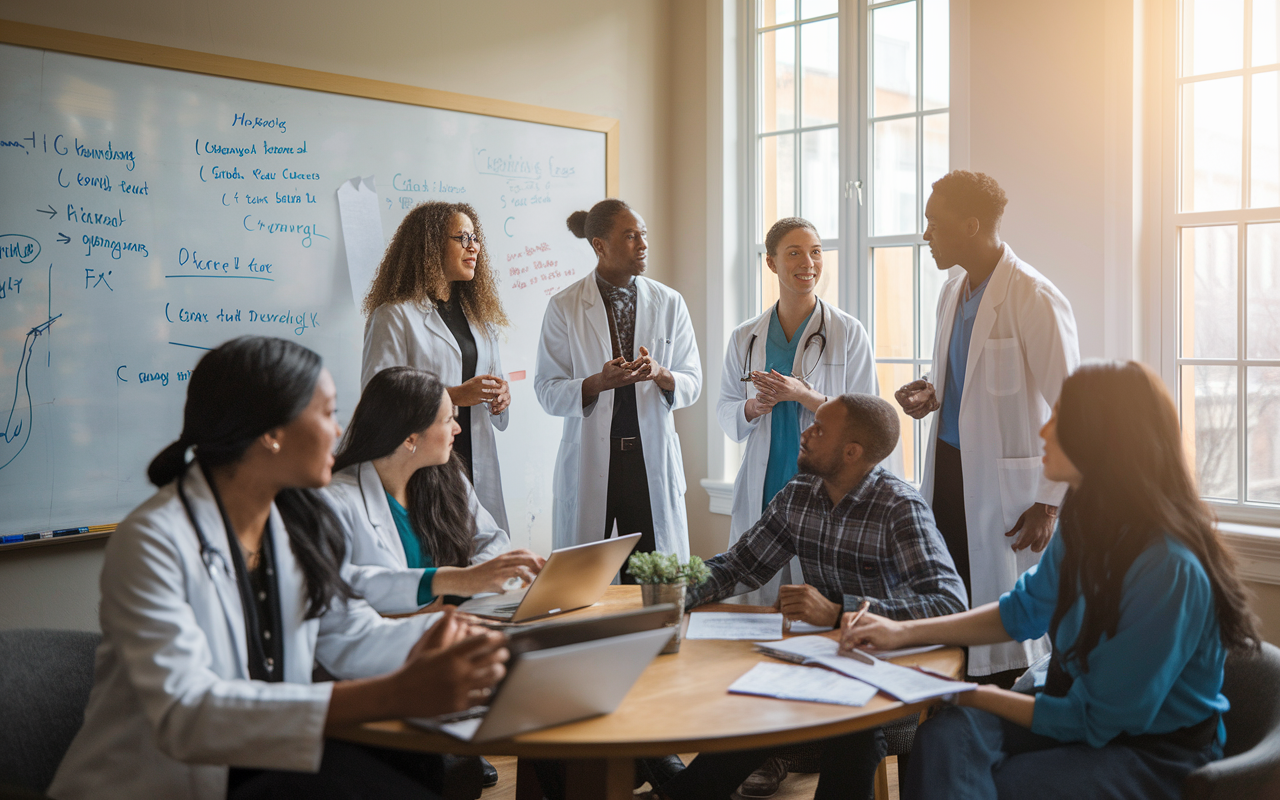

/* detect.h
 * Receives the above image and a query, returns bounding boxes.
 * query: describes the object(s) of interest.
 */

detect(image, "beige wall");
[0,0,680,630]
[1247,582,1280,646]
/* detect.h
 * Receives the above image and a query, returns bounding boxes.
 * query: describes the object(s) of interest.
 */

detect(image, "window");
[753,0,842,314]
[739,0,948,487]
[861,0,950,483]
[1175,0,1280,517]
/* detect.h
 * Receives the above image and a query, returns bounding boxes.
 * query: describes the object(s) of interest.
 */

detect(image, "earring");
[406,442,417,454]
[271,442,280,452]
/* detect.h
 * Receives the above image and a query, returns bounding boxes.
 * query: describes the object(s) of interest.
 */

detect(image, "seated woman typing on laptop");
[843,361,1261,799]
[326,366,544,614]
[49,336,508,800]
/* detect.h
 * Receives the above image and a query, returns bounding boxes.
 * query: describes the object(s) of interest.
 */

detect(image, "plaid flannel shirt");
[688,467,968,620]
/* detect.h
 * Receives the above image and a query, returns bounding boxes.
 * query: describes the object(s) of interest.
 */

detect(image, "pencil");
[843,599,872,638]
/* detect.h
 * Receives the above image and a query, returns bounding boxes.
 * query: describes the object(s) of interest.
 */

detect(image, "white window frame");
[1166,0,1280,526]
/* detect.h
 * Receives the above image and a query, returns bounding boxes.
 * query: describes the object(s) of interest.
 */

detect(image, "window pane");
[877,362,917,482]
[760,28,796,133]
[873,117,917,236]
[873,1,917,117]
[1248,367,1280,503]
[873,247,914,358]
[1182,365,1239,500]
[760,133,796,237]
[922,0,949,110]
[759,249,838,315]
[1248,223,1280,358]
[918,247,952,360]
[762,0,796,26]
[1181,77,1243,212]
[1180,226,1238,358]
[800,0,837,19]
[1257,0,1279,65]
[922,113,949,230]
[801,128,839,238]
[1181,0,1244,76]
[1251,71,1280,208]
[801,19,839,126]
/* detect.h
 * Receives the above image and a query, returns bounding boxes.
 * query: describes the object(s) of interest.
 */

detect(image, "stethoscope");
[740,299,828,384]
[177,468,232,577]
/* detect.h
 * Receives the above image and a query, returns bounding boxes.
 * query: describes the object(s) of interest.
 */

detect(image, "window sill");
[700,479,734,516]
[1218,521,1280,586]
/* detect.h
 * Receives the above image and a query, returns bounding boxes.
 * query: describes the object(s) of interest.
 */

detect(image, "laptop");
[457,533,642,622]
[407,606,676,743]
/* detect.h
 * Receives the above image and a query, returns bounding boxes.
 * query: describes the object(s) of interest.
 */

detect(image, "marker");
[1,527,89,544]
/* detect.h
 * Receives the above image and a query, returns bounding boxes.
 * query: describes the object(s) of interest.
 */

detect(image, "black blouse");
[436,293,477,478]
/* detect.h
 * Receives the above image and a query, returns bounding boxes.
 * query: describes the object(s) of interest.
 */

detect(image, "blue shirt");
[761,305,815,510]
[385,491,437,606]
[937,274,991,449]
[999,530,1230,748]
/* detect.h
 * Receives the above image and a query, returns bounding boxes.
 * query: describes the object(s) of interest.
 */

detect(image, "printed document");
[729,662,878,707]
[686,612,785,640]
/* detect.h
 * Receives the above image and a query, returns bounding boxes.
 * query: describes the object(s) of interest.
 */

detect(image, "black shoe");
[736,756,788,798]
[480,756,498,788]
[635,754,685,789]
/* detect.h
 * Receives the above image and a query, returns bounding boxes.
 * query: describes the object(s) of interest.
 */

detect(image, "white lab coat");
[919,243,1079,676]
[324,461,510,614]
[49,464,440,800]
[534,273,702,560]
[362,300,510,532]
[717,301,882,605]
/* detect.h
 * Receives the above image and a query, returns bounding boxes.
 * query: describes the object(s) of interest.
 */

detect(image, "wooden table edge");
[332,699,937,759]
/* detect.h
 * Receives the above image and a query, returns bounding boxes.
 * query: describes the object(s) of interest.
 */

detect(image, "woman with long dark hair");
[49,336,508,800]
[327,366,544,613]
[362,201,513,532]
[843,360,1261,798]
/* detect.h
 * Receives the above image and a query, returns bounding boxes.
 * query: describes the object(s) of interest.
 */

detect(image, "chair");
[0,629,101,798]
[873,714,920,800]
[1184,641,1280,799]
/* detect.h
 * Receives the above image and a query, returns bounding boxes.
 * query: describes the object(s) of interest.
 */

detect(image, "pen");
[839,599,872,650]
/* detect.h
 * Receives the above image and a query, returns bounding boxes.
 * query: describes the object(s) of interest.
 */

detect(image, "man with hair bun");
[534,199,702,566]
[895,170,1079,686]
[647,393,966,800]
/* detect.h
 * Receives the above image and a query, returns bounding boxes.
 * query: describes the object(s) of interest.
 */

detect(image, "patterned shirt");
[688,467,968,620]
[595,271,641,438]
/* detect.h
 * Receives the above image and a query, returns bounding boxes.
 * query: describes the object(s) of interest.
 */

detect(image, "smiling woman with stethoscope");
[716,217,881,607]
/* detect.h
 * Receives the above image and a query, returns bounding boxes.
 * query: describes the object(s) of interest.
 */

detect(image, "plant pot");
[640,582,686,654]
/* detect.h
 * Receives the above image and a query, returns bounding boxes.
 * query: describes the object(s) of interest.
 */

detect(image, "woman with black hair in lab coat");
[49,336,507,800]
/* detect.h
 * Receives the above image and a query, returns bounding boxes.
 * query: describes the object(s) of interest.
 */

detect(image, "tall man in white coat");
[535,199,702,567]
[895,170,1079,684]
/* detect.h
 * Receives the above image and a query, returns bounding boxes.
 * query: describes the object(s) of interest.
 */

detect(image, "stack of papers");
[729,662,878,707]
[686,612,785,640]
[752,636,975,704]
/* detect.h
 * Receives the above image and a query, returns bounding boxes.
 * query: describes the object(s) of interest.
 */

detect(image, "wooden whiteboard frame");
[0,19,619,550]
[0,20,620,195]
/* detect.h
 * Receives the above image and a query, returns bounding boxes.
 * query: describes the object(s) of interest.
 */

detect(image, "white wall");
[0,0,679,630]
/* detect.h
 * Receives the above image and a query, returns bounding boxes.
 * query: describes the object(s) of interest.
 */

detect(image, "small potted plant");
[625,552,711,654]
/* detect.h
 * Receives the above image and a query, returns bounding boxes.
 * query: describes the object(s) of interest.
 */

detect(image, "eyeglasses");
[449,233,481,248]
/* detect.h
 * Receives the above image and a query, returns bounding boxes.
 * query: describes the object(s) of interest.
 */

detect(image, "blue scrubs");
[937,274,991,449]
[761,305,815,510]
[385,492,437,606]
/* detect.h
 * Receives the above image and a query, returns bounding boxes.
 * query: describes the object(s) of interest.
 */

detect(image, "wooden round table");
[334,586,964,799]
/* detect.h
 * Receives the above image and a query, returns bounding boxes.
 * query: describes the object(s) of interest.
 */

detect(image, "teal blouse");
[761,305,815,510]
[385,491,437,606]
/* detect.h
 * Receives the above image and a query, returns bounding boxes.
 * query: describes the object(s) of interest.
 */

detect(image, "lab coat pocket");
[996,456,1043,533]
[984,338,1023,397]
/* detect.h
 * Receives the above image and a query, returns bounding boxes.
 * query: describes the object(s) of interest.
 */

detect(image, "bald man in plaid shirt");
[651,394,966,800]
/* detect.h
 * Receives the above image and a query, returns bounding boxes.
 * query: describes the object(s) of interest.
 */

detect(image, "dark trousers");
[661,728,887,800]
[605,442,656,585]
[904,705,1221,800]
[932,440,971,602]
[226,739,454,799]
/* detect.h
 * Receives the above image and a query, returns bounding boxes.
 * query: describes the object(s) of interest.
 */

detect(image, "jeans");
[904,705,1222,800]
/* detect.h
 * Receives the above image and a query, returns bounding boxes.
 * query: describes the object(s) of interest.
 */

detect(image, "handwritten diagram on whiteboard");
[0,43,605,554]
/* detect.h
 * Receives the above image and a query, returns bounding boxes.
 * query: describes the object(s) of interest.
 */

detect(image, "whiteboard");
[0,41,607,556]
